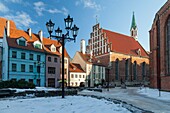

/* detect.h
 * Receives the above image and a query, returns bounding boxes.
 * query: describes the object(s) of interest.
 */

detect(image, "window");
[64,69,67,74]
[64,59,67,64]
[29,54,33,60]
[29,79,33,84]
[35,44,41,49]
[79,75,81,78]
[48,67,56,74]
[21,64,25,72]
[19,40,25,46]
[51,47,56,52]
[37,66,40,73]
[83,75,85,78]
[133,61,137,80]
[48,57,51,62]
[71,74,74,78]
[12,63,17,72]
[29,65,33,72]
[142,62,146,80]
[166,17,170,74]
[54,58,57,62]
[21,53,25,59]
[12,51,17,58]
[115,59,119,80]
[37,55,41,61]
[75,74,78,78]
[125,59,129,80]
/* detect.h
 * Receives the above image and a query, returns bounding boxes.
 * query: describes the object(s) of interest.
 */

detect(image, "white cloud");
[48,7,68,16]
[61,7,68,16]
[34,1,68,16]
[4,11,37,29]
[0,3,9,13]
[48,9,61,14]
[10,0,22,3]
[34,1,45,16]
[76,0,101,11]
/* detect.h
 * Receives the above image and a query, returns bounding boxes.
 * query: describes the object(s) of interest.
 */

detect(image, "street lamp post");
[46,15,79,98]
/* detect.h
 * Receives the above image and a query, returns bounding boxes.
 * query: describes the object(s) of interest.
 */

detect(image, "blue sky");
[0,0,167,58]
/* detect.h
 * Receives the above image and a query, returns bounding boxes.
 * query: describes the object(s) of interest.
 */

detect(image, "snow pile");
[8,87,60,93]
[137,87,170,101]
[0,96,131,113]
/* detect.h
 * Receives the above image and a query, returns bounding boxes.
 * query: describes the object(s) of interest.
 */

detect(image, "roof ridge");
[103,29,132,39]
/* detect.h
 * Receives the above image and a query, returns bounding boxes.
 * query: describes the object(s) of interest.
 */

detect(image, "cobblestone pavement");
[78,87,170,113]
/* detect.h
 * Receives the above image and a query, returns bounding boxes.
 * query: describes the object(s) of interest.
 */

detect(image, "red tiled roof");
[78,52,105,66]
[69,63,85,73]
[78,52,96,64]
[0,17,16,38]
[103,29,148,57]
[7,38,45,53]
[0,17,70,57]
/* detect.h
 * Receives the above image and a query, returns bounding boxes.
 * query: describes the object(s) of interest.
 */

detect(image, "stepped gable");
[103,29,149,57]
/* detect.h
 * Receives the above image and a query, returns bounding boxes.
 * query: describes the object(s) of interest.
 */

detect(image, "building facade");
[0,17,67,87]
[86,13,149,86]
[69,63,86,87]
[150,0,170,91]
[2,21,46,86]
[72,51,106,87]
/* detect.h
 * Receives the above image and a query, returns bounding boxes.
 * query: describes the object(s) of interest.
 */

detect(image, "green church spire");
[131,12,137,30]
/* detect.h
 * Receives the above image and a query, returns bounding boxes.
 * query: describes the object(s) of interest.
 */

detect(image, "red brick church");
[86,13,149,86]
[150,0,170,91]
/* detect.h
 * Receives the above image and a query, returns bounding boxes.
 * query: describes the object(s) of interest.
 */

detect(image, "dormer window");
[137,48,141,56]
[19,40,25,46]
[35,44,41,49]
[50,44,56,52]
[17,37,27,46]
[33,40,42,49]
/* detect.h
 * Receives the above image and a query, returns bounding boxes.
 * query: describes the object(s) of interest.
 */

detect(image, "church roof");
[102,29,148,57]
[77,52,106,66]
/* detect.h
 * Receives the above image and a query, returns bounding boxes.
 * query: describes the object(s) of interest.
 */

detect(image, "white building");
[69,63,86,87]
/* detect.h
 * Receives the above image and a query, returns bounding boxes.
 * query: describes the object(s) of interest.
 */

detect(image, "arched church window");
[166,16,170,74]
[133,61,137,80]
[125,59,129,80]
[142,62,146,80]
[115,59,119,80]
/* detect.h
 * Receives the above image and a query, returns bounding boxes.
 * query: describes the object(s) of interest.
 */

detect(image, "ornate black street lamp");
[46,15,79,98]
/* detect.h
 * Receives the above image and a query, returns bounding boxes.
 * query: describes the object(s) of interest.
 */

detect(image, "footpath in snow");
[79,87,170,113]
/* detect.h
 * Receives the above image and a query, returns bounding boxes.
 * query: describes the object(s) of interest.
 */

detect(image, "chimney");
[80,39,86,54]
[6,20,10,37]
[38,30,43,43]
[27,28,32,39]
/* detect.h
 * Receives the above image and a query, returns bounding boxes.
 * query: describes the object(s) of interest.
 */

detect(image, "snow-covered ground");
[0,96,131,113]
[137,87,170,101]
